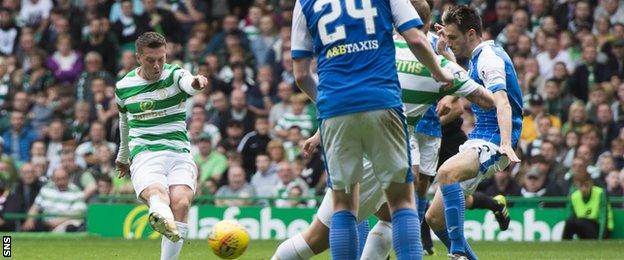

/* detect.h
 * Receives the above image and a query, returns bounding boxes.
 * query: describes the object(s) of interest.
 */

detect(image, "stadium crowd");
[0,0,622,232]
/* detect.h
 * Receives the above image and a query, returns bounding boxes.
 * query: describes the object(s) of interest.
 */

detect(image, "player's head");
[442,5,483,59]
[135,32,167,80]
[572,170,592,196]
[410,0,432,33]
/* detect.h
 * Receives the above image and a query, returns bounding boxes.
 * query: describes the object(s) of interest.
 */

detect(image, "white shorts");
[317,159,386,226]
[130,151,198,199]
[408,126,419,166]
[320,109,411,193]
[416,133,441,177]
[458,139,510,195]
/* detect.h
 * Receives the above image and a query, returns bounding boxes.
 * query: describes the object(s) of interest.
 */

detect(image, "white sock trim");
[175,221,188,239]
[293,233,315,259]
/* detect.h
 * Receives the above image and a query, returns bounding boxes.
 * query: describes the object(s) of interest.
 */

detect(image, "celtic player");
[115,32,208,260]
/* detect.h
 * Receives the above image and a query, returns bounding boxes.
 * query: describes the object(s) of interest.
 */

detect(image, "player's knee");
[171,196,191,212]
[436,166,460,184]
[425,210,442,230]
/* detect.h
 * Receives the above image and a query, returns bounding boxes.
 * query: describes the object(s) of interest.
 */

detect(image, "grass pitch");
[7,234,622,259]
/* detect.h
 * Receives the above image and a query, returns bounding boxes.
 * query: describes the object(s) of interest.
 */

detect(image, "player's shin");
[360,220,392,260]
[149,195,174,220]
[441,183,466,255]
[271,233,314,260]
[357,220,370,258]
[330,210,359,260]
[392,208,423,260]
[160,222,187,260]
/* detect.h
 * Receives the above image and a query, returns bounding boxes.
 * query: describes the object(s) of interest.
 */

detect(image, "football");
[208,220,250,259]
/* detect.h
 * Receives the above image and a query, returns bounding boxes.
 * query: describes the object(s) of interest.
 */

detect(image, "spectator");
[237,116,271,174]
[20,50,55,94]
[536,34,575,80]
[520,165,566,202]
[607,41,624,80]
[69,102,91,143]
[206,91,229,128]
[250,15,279,68]
[217,120,245,154]
[44,119,65,173]
[563,171,614,239]
[141,0,182,44]
[594,0,624,25]
[22,167,86,232]
[81,18,119,74]
[612,83,624,125]
[597,103,621,148]
[605,170,622,198]
[112,0,150,48]
[215,165,255,207]
[60,150,95,200]
[74,52,115,103]
[46,34,83,83]
[484,168,522,197]
[220,89,255,135]
[2,163,42,231]
[544,79,573,120]
[611,139,624,168]
[274,161,309,208]
[172,0,208,40]
[283,126,303,162]
[207,14,243,54]
[194,133,228,185]
[0,8,19,56]
[75,121,117,168]
[247,65,275,116]
[267,139,286,165]
[3,111,38,163]
[116,50,136,80]
[269,81,294,127]
[88,175,113,204]
[541,141,568,188]
[569,46,613,102]
[19,0,53,35]
[239,5,261,41]
[562,101,591,134]
[250,153,278,206]
[274,93,316,139]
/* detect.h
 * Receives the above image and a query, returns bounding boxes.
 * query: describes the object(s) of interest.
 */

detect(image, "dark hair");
[97,174,113,184]
[442,5,482,36]
[135,32,166,53]
[411,0,431,26]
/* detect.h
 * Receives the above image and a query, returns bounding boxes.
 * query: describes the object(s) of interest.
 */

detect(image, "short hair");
[410,0,431,26]
[572,171,591,185]
[97,174,112,184]
[135,32,166,53]
[442,5,483,36]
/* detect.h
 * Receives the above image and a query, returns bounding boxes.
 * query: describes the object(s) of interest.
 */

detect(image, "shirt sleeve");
[390,0,423,33]
[440,60,479,97]
[175,68,202,96]
[477,47,507,93]
[291,0,314,59]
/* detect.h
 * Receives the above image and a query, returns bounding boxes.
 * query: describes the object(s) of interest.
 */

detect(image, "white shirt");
[536,51,575,79]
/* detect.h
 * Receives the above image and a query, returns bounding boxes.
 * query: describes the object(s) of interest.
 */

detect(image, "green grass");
[8,235,624,259]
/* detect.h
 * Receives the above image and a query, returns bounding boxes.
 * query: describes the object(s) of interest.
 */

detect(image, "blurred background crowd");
[0,0,622,232]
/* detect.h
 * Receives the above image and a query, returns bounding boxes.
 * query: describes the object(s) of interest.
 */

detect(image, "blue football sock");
[330,210,358,260]
[417,196,428,224]
[392,208,422,260]
[464,239,478,260]
[433,229,451,252]
[441,183,466,255]
[357,219,369,258]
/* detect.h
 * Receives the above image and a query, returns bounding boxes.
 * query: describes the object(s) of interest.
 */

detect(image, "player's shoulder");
[115,68,140,89]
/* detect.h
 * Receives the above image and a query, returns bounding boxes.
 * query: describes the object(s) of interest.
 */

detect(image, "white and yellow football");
[208,219,250,259]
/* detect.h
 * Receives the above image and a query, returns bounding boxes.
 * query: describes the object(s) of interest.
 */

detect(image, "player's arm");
[291,0,317,102]
[115,93,131,177]
[465,87,495,110]
[390,0,452,83]
[176,69,208,95]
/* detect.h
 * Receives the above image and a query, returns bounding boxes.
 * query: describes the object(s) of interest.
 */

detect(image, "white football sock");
[149,195,174,220]
[271,233,315,260]
[160,222,188,260]
[360,220,393,260]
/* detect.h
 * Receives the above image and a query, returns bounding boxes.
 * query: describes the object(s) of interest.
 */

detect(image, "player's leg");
[132,152,179,241]
[272,216,326,260]
[319,114,364,260]
[361,203,393,260]
[161,153,198,260]
[466,192,510,230]
[436,148,480,258]
[365,108,422,260]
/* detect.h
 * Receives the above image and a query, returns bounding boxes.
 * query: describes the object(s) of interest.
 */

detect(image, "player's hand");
[302,131,321,158]
[116,161,130,178]
[499,144,521,163]
[22,219,35,231]
[191,75,209,90]
[433,68,454,87]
